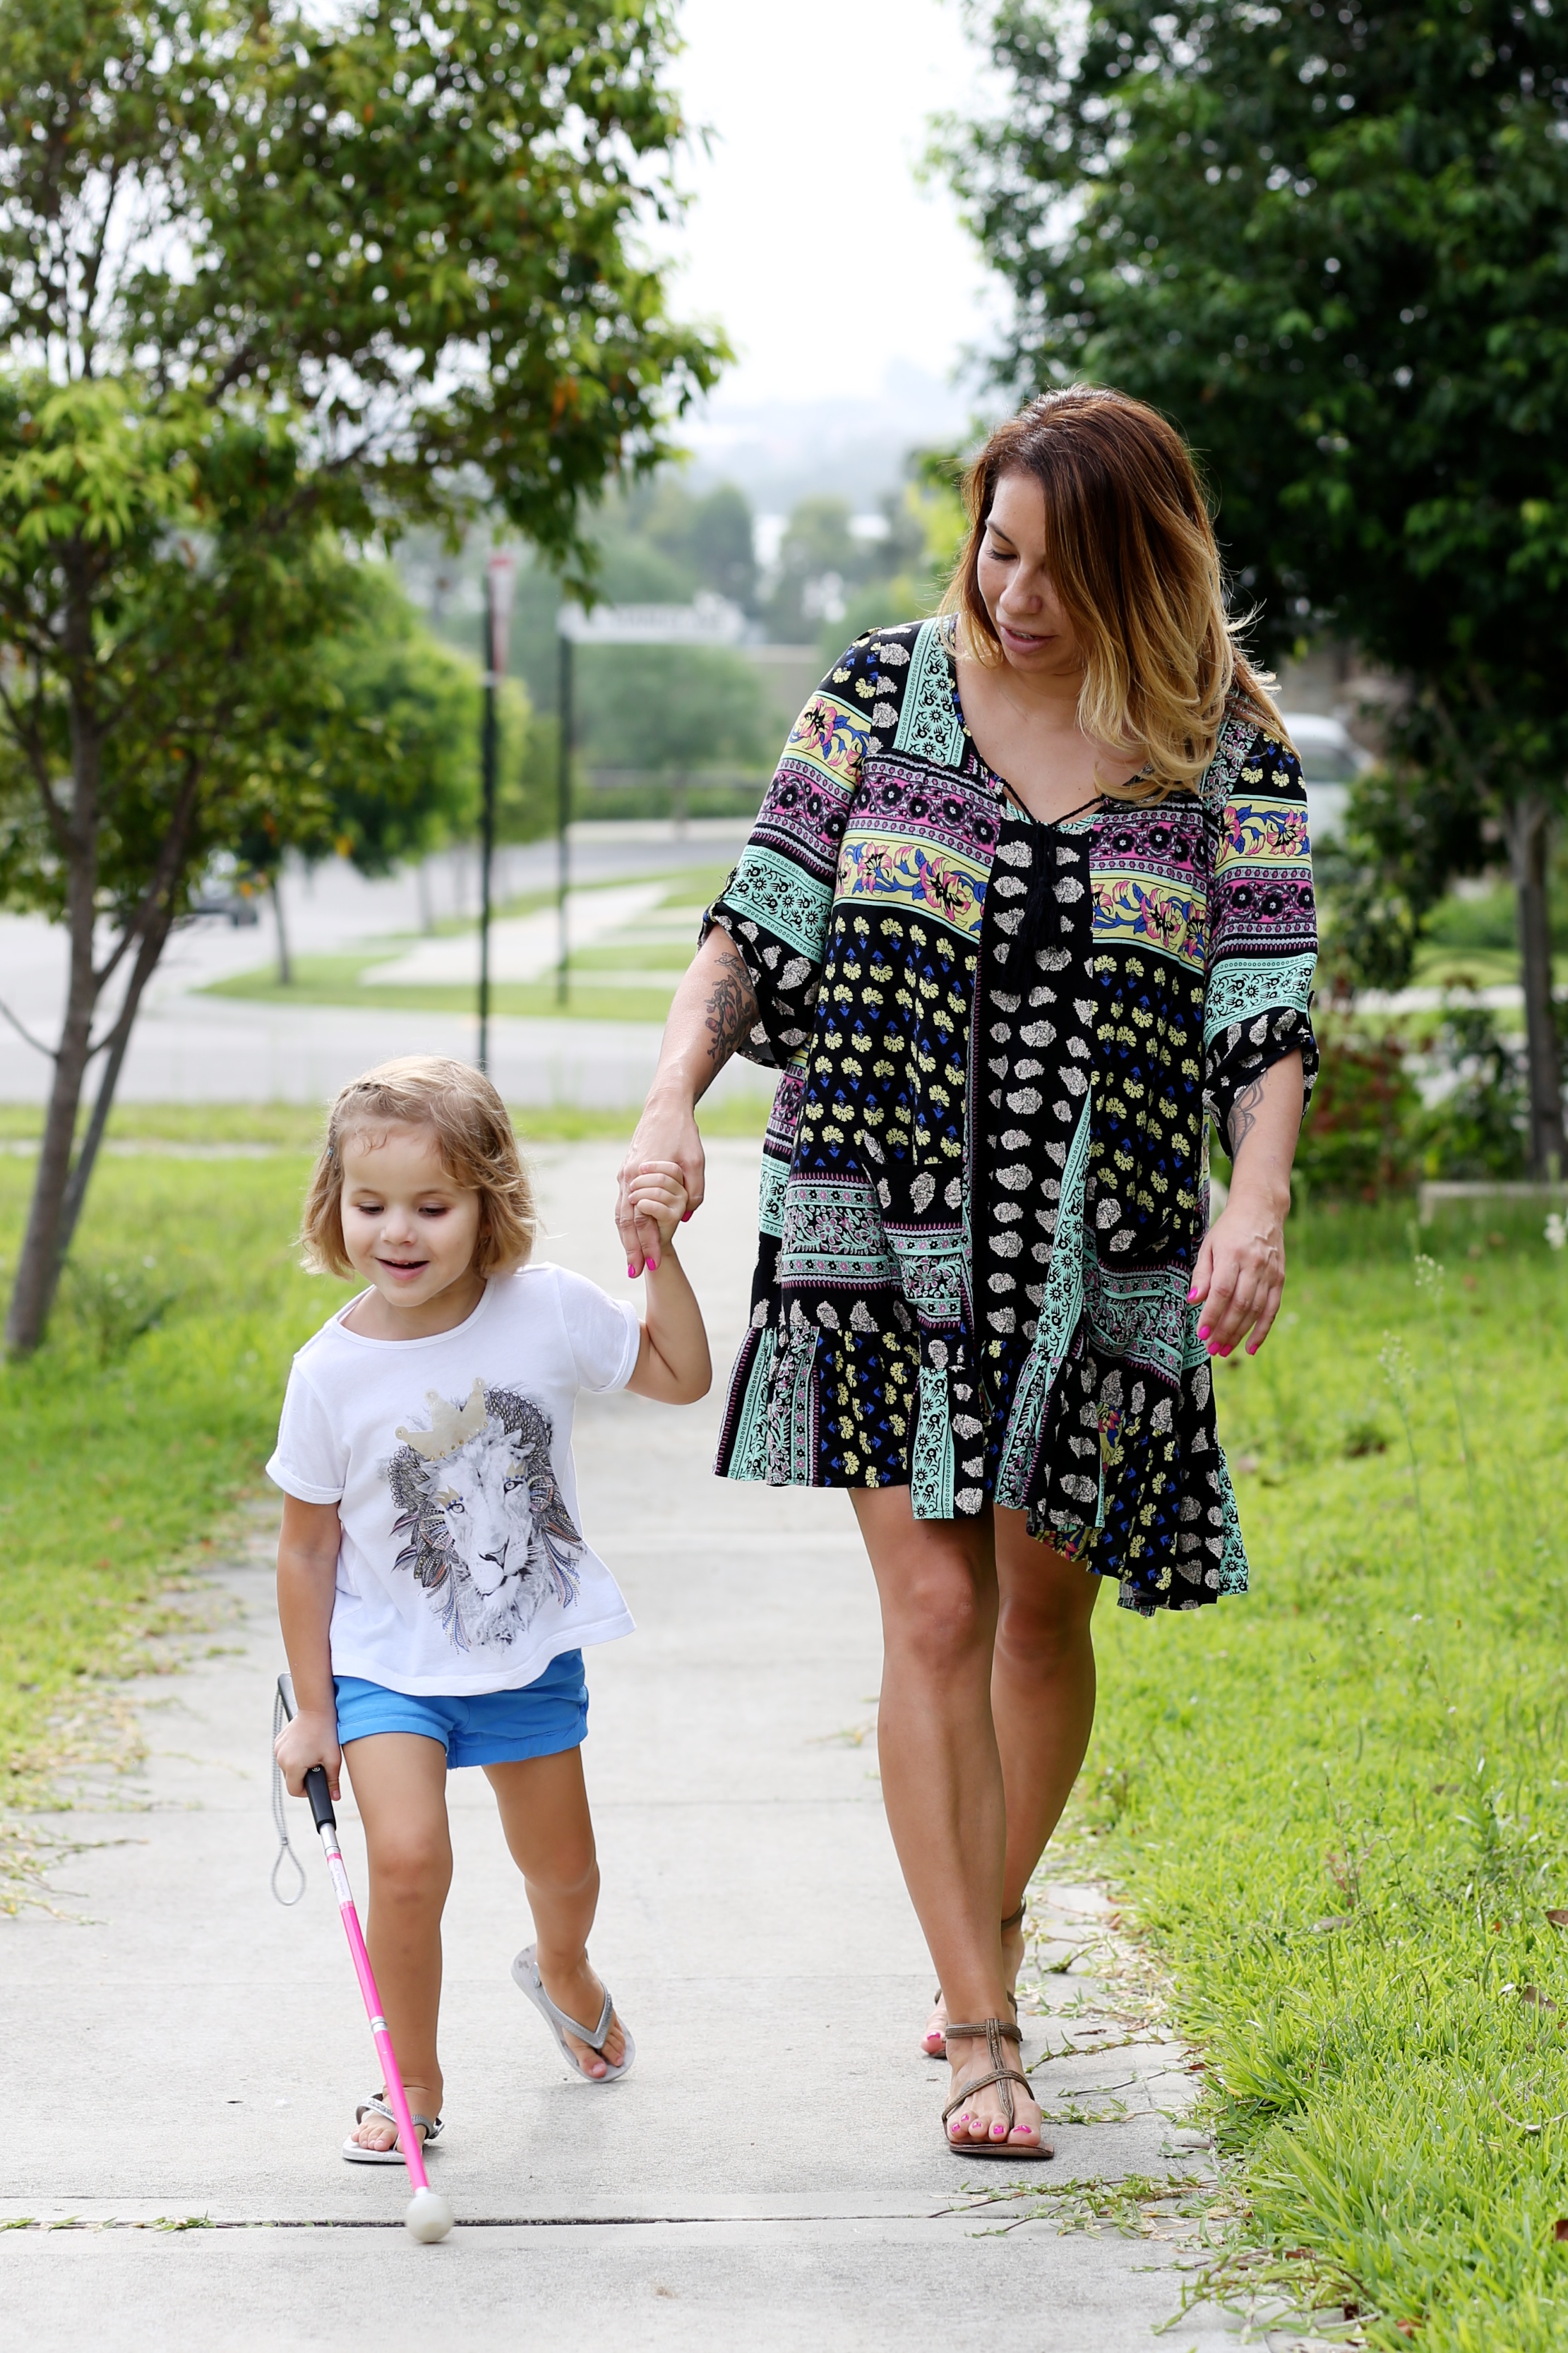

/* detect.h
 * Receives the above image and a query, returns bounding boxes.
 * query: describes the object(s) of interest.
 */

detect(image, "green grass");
[0,1097,773,1150]
[11,1135,1564,2333]
[0,1153,352,1791]
[0,1094,768,1791]
[1067,1211,1568,2347]
[202,956,682,1022]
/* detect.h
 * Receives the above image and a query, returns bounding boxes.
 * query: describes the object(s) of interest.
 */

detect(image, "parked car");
[187,878,262,926]
[1279,712,1370,846]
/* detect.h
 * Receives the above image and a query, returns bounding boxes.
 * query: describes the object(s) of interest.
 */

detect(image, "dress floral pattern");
[702,618,1318,1613]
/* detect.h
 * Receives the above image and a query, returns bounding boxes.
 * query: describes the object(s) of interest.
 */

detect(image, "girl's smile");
[337,1122,486,1339]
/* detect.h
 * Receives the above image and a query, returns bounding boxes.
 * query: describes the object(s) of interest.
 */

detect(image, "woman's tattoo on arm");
[1228,1073,1265,1157]
[702,934,759,1068]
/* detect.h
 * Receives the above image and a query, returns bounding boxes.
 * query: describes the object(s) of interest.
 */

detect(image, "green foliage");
[946,0,1568,705]
[1075,1232,1568,2346]
[575,642,774,776]
[947,0,1568,1157]
[1295,1022,1420,1201]
[0,0,724,1345]
[1413,996,1533,1181]
[1298,1002,1563,1193]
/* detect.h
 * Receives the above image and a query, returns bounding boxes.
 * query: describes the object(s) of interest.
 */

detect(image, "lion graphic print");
[268,1262,638,1694]
[385,1377,587,1653]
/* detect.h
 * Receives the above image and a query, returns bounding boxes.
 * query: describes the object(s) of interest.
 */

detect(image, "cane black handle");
[276,1672,338,1831]
[304,1765,337,1833]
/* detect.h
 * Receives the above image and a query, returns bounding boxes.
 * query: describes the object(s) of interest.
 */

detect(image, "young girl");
[271,1055,709,2160]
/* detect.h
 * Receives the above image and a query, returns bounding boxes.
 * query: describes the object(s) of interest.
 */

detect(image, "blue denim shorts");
[334,1651,587,1768]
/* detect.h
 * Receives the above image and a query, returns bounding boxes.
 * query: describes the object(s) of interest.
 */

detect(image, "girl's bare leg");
[486,1747,627,2076]
[340,1732,453,2150]
[851,1487,1045,2150]
[921,1508,1101,2048]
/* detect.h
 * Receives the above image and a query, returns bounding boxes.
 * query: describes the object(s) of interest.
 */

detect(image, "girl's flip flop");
[342,2093,444,2164]
[511,1942,635,2083]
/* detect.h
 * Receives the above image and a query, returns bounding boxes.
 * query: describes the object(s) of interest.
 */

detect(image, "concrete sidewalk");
[3,1143,1255,2351]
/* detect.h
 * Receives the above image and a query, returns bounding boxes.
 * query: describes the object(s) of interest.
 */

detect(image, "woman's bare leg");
[340,1732,453,2150]
[486,1747,627,2077]
[993,1506,1101,1912]
[852,1487,1045,2151]
[921,1510,1100,2052]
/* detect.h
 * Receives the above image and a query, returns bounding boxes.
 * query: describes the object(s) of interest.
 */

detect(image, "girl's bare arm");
[274,1495,345,1797]
[623,1161,712,1405]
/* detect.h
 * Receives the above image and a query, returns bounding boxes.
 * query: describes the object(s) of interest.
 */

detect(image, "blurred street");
[0,825,773,1113]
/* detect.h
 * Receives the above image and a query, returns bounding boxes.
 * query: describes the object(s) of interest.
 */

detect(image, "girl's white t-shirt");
[266,1264,639,1696]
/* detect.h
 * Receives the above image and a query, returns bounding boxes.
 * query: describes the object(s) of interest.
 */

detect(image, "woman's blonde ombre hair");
[300,1055,537,1280]
[942,387,1287,796]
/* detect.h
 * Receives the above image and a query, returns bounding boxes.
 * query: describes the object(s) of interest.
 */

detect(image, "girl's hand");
[274,1708,342,1804]
[625,1160,690,1272]
[617,1098,705,1276]
[1188,1198,1286,1359]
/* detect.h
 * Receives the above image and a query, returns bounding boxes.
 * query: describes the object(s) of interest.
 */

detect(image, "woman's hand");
[273,1707,342,1803]
[1188,1198,1286,1359]
[617,1096,705,1276]
[623,1159,689,1272]
[1190,1051,1305,1358]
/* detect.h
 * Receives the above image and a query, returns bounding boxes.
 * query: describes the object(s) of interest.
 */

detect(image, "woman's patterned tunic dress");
[702,618,1318,1613]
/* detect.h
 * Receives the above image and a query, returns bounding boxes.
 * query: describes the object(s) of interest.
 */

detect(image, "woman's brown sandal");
[941,2018,1053,2161]
[924,1903,1029,2057]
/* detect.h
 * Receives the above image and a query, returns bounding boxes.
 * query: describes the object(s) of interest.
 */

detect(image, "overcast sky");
[656,0,1003,467]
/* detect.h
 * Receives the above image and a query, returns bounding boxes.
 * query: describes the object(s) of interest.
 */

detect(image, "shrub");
[1295,1021,1420,1201]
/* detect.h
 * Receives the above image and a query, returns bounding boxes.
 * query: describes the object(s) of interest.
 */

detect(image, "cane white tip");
[405,2187,455,2242]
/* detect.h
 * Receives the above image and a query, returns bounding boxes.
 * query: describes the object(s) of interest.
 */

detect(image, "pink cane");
[277,1674,454,2241]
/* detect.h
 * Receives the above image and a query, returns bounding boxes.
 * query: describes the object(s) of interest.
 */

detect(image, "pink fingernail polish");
[1197,1324,1211,1341]
[1187,1289,1200,1303]
[681,1210,692,1223]
[627,1264,636,1277]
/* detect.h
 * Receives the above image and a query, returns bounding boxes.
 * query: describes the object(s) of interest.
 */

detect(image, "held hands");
[618,1106,703,1276]
[1187,1197,1286,1360]
[624,1159,690,1275]
[274,1708,342,1804]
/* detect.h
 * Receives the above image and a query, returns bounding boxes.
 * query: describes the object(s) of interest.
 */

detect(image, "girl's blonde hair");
[301,1056,537,1279]
[941,387,1287,796]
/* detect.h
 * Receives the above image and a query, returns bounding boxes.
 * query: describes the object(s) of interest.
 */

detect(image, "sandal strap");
[942,2016,1030,2133]
[942,2066,1035,2124]
[1000,1900,1027,1934]
[532,1969,615,2053]
[354,2095,441,2145]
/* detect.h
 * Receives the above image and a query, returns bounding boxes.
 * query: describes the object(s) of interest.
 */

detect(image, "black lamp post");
[478,551,515,1076]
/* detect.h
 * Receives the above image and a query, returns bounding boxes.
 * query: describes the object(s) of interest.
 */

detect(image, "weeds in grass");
[946,2169,1215,2237]
[0,1156,353,1788]
[1068,1223,1568,2347]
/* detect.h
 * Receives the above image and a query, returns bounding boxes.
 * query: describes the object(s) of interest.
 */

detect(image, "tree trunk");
[1502,792,1565,1180]
[5,700,102,1355]
[54,900,180,1271]
[273,869,293,986]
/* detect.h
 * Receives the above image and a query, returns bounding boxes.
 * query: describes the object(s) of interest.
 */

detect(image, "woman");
[616,389,1317,2158]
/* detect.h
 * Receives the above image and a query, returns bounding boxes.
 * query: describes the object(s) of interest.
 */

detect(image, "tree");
[0,0,723,1352]
[944,0,1568,1173]
[225,564,493,981]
